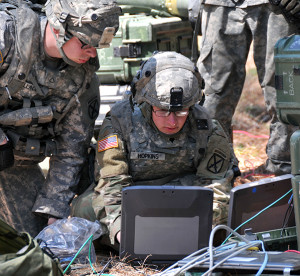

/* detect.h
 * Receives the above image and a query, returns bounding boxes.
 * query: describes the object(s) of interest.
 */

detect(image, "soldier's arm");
[93,111,132,245]
[0,12,14,74]
[196,119,237,225]
[32,75,100,219]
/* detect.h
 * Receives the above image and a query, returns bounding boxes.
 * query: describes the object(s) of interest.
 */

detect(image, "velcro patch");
[130,152,165,160]
[98,135,118,152]
[207,152,225,174]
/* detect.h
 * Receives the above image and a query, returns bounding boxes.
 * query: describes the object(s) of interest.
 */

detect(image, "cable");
[222,188,293,244]
[63,234,94,275]
[280,195,294,237]
[233,130,269,139]
[152,225,268,276]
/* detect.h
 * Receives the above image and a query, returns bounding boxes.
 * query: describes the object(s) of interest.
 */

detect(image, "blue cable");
[255,240,268,276]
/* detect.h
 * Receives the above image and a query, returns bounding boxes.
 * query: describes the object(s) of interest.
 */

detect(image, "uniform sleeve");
[32,75,100,218]
[0,12,15,75]
[92,111,132,245]
[196,119,237,225]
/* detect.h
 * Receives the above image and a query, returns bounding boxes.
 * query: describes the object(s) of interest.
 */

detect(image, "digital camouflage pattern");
[0,0,118,236]
[45,0,121,49]
[198,2,298,175]
[133,52,203,110]
[72,100,237,245]
[202,0,269,7]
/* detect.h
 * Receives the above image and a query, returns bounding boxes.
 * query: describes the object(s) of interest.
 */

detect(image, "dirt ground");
[65,49,276,276]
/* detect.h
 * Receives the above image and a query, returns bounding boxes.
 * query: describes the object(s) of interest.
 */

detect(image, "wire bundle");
[151,225,268,276]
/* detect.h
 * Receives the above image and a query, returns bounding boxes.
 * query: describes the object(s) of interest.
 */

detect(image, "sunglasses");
[64,32,93,49]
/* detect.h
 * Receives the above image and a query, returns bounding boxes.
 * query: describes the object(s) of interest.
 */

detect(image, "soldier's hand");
[270,0,300,21]
[116,231,121,243]
[280,0,300,18]
[48,217,58,225]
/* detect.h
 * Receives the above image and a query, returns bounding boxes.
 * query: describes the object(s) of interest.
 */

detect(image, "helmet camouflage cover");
[133,51,203,111]
[45,0,121,49]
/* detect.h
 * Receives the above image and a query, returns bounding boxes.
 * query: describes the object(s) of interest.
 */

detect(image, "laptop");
[177,174,299,274]
[119,185,213,263]
[227,174,295,235]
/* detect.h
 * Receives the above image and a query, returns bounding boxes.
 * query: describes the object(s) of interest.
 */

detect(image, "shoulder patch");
[0,50,3,63]
[98,135,118,152]
[88,96,100,120]
[207,152,225,174]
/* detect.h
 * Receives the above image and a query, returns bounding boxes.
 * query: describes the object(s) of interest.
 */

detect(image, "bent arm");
[196,119,237,225]
[93,112,132,244]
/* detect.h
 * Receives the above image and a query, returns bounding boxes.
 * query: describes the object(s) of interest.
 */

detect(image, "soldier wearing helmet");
[71,51,239,249]
[0,0,120,236]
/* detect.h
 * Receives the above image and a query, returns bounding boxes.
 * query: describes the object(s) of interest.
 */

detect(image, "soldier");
[197,0,299,175]
[71,51,239,249]
[0,0,121,236]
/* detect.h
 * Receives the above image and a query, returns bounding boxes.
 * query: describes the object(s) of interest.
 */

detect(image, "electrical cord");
[151,226,268,276]
[280,194,294,237]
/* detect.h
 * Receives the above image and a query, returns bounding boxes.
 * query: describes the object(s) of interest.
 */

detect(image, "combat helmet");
[45,0,121,65]
[132,51,203,111]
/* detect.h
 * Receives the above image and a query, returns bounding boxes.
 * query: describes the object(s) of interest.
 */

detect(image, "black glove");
[0,140,14,171]
[270,0,300,23]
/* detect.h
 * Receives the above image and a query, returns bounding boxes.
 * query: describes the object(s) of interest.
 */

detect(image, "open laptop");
[227,174,295,235]
[178,174,299,274]
[119,185,213,263]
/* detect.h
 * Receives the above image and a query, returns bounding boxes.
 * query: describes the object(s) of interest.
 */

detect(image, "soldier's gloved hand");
[270,0,300,22]
[0,129,14,171]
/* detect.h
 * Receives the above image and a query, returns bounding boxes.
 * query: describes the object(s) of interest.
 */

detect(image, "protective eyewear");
[152,109,189,117]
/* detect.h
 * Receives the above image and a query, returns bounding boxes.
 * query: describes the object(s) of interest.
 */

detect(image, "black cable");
[280,198,294,237]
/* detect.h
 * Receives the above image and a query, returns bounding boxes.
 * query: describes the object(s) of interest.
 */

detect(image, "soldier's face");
[62,36,97,64]
[152,106,188,135]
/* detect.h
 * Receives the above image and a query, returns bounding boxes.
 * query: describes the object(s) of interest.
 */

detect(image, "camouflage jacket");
[202,0,269,7]
[0,8,100,218]
[94,100,237,244]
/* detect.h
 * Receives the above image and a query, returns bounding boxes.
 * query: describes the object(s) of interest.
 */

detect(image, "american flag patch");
[98,135,118,152]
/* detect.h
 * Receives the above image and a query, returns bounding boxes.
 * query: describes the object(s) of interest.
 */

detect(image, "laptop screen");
[120,185,213,262]
[227,174,295,235]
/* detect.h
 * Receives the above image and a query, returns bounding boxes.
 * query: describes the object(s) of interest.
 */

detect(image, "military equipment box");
[274,34,300,126]
[96,14,193,84]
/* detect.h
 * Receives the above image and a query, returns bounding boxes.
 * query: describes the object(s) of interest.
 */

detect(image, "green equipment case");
[96,13,193,84]
[274,34,300,126]
[95,11,194,130]
[275,34,300,250]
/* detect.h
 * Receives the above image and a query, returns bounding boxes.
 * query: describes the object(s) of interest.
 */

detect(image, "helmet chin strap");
[49,25,81,67]
[58,46,81,67]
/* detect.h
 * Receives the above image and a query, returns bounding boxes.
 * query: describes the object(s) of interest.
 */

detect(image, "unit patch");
[207,153,225,174]
[0,49,3,63]
[98,135,118,152]
[130,152,165,160]
[88,97,99,120]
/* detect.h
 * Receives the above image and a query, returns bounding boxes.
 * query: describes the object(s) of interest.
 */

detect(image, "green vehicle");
[95,0,196,128]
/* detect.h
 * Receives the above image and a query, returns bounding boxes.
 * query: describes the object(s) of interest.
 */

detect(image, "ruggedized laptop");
[119,185,213,263]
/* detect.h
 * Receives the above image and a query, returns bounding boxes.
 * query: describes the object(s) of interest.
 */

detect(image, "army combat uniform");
[0,4,100,236]
[73,100,237,246]
[198,0,298,175]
